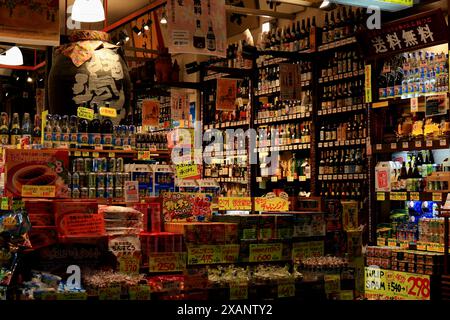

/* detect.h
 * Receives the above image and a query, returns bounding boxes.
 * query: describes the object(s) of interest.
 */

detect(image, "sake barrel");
[48,30,131,124]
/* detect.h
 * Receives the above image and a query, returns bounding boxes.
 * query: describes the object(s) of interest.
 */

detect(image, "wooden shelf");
[375,191,445,202]
[318,139,366,149]
[317,104,367,116]
[318,69,364,84]
[255,112,311,125]
[373,138,450,154]
[317,36,357,52]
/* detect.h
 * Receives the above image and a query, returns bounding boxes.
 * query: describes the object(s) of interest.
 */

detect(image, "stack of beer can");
[68,157,131,200]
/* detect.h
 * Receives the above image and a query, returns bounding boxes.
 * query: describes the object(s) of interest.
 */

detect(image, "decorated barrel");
[48,30,131,124]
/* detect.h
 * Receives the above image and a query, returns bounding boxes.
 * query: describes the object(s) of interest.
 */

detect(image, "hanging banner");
[280,63,301,100]
[216,78,237,111]
[171,90,190,122]
[0,0,59,46]
[167,0,226,57]
[365,267,431,300]
[358,9,449,59]
[142,100,160,127]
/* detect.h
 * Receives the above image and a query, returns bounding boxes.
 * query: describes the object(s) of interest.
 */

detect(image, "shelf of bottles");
[377,47,449,102]
[370,43,450,249]
[202,74,252,197]
[316,27,369,202]
[318,7,367,52]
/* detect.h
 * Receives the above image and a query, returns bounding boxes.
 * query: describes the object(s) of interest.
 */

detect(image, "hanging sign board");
[358,9,449,59]
[280,63,301,100]
[142,100,160,127]
[216,78,237,111]
[167,0,227,57]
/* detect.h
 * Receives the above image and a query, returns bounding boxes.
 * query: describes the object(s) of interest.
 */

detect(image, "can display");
[72,188,80,199]
[106,187,114,199]
[71,172,80,188]
[97,187,105,198]
[79,172,86,188]
[89,188,96,199]
[84,158,92,172]
[116,158,124,172]
[75,158,84,172]
[81,187,88,199]
[97,173,106,188]
[115,172,123,187]
[108,158,116,172]
[106,173,114,188]
[114,187,123,199]
[88,172,97,188]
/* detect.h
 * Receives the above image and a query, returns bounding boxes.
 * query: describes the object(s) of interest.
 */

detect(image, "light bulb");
[72,0,105,23]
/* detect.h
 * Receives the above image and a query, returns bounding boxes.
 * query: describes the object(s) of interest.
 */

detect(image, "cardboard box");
[4,149,69,198]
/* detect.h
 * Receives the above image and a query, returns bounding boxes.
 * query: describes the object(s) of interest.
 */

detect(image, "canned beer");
[88,172,97,188]
[84,158,92,172]
[99,158,107,172]
[115,172,123,187]
[108,158,116,172]
[97,187,105,199]
[71,172,80,188]
[106,187,114,199]
[72,187,80,199]
[79,172,86,188]
[89,188,96,199]
[116,158,124,173]
[106,173,114,188]
[123,172,131,183]
[81,187,89,199]
[97,173,106,188]
[114,187,123,199]
[76,158,84,172]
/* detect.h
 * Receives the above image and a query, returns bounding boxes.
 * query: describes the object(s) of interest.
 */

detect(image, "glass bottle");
[193,19,205,49]
[10,113,22,146]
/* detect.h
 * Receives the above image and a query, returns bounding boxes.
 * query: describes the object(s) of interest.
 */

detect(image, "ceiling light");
[143,19,152,31]
[0,46,23,66]
[262,22,270,33]
[16,76,20,81]
[27,76,33,83]
[133,26,142,36]
[320,0,330,8]
[119,30,129,44]
[5,92,8,97]
[160,9,168,24]
[72,0,105,22]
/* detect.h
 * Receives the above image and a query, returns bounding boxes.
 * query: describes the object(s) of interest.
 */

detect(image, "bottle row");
[378,50,449,99]
[320,50,364,79]
[318,148,367,175]
[322,7,367,44]
[0,112,39,145]
[204,162,248,179]
[260,17,317,52]
[320,80,365,110]
[319,115,367,142]
[257,122,312,147]
[319,182,365,199]
[256,98,313,120]
[260,155,311,180]
[220,185,249,197]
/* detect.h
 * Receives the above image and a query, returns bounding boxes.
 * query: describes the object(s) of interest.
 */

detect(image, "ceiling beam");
[268,0,314,7]
[225,5,296,19]
[102,0,166,33]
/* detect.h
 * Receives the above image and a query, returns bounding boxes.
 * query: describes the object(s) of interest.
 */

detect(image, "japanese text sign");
[365,267,431,300]
[218,197,252,211]
[358,9,448,58]
[254,197,289,212]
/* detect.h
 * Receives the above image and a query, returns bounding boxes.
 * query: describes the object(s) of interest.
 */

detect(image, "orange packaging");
[4,149,69,198]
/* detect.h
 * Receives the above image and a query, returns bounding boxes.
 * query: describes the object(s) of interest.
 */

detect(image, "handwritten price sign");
[22,185,56,198]
[187,245,222,265]
[249,243,282,262]
[278,281,295,298]
[118,255,140,274]
[149,252,186,272]
[221,244,240,263]
[254,197,289,212]
[365,267,431,300]
[218,197,252,211]
[99,106,117,118]
[129,285,151,300]
[229,284,248,300]
[77,106,94,120]
[175,164,199,179]
[98,286,122,300]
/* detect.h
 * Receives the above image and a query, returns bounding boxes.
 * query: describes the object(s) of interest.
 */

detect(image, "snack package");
[0,208,32,251]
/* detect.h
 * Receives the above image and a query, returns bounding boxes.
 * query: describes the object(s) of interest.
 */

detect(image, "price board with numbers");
[365,267,431,300]
[278,280,296,298]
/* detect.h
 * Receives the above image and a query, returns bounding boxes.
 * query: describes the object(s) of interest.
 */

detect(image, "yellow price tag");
[399,240,409,249]
[77,107,94,121]
[176,164,199,179]
[99,106,117,118]
[432,193,442,202]
[416,241,428,251]
[387,238,398,247]
[98,286,121,300]
[119,255,140,274]
[377,238,386,246]
[128,285,151,300]
[376,192,385,201]
[74,151,81,157]
[410,192,420,201]
[138,151,151,160]
[229,284,248,300]
[278,282,295,298]
[92,152,100,158]
[22,185,56,198]
[364,64,372,103]
[249,243,282,262]
[108,152,115,158]
[149,252,186,272]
